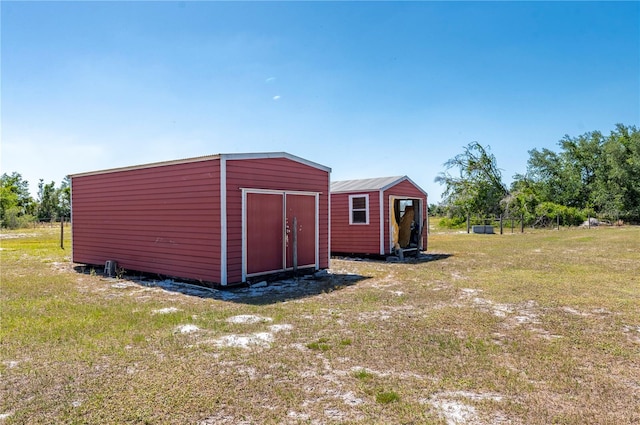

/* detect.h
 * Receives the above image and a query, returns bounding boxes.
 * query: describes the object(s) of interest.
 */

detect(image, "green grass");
[353,369,375,380]
[1,225,639,424]
[375,390,400,404]
[306,337,331,351]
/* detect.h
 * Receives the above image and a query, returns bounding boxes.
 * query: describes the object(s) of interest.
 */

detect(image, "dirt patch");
[210,332,274,348]
[152,307,180,314]
[0,233,32,239]
[456,288,548,338]
[269,324,293,332]
[426,391,507,425]
[623,325,640,344]
[197,317,293,349]
[226,314,272,324]
[199,412,252,425]
[176,324,200,334]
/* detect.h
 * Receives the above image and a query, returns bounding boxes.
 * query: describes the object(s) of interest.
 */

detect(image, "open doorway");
[391,197,423,255]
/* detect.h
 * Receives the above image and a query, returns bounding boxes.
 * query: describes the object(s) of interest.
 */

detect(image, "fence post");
[521,214,524,233]
[500,214,503,235]
[556,214,560,230]
[60,217,64,249]
[466,212,470,234]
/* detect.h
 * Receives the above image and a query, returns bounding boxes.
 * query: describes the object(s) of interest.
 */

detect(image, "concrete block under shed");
[472,225,494,234]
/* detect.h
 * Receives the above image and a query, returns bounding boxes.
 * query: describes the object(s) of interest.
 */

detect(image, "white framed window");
[349,194,369,225]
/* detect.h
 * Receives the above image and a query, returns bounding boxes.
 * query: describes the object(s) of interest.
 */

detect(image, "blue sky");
[2,1,638,202]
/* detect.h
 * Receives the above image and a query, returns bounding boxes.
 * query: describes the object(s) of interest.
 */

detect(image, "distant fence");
[0,216,70,230]
[33,217,71,249]
[465,215,525,234]
[31,220,70,229]
[463,213,627,234]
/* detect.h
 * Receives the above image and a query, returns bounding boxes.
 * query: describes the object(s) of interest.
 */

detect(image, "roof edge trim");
[68,152,331,178]
[67,154,222,178]
[331,175,428,197]
[222,152,331,173]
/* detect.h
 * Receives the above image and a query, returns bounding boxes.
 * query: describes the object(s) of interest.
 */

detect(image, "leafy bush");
[438,215,468,229]
[534,202,586,227]
[2,207,35,229]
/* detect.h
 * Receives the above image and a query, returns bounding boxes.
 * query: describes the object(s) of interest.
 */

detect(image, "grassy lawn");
[1,225,639,424]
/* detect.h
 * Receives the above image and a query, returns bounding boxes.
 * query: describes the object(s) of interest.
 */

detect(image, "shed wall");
[71,159,221,282]
[383,179,428,253]
[330,191,382,255]
[225,157,330,283]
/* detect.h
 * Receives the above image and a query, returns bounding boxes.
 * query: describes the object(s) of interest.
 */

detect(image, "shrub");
[2,207,35,229]
[533,202,586,227]
[438,215,467,229]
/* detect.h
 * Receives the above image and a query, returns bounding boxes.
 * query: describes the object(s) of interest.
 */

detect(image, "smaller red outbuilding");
[70,152,331,286]
[330,176,428,256]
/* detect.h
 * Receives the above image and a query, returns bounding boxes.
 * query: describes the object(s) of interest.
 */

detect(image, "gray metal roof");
[330,176,406,193]
[69,152,331,178]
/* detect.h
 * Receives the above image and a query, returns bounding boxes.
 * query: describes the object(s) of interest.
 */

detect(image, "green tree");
[503,174,541,223]
[435,142,508,219]
[526,144,589,209]
[428,203,446,217]
[593,124,640,220]
[37,179,60,222]
[57,177,71,219]
[525,124,640,221]
[1,172,35,227]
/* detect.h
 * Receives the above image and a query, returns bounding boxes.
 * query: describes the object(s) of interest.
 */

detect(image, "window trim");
[349,194,369,225]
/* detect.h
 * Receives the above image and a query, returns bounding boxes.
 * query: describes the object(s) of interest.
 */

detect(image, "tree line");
[0,173,70,229]
[434,124,640,227]
[3,123,638,229]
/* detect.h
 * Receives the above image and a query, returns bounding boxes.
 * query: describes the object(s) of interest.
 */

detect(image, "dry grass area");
[1,225,639,424]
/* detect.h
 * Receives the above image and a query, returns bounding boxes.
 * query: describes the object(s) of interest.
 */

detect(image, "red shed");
[330,176,428,256]
[69,152,331,286]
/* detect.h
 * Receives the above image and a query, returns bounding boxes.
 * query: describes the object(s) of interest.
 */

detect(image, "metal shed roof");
[68,152,331,178]
[331,176,406,193]
[331,175,428,196]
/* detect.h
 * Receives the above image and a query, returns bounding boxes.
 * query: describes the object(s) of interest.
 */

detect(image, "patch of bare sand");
[197,319,293,349]
[226,314,273,324]
[424,391,509,425]
[623,324,640,344]
[456,288,555,340]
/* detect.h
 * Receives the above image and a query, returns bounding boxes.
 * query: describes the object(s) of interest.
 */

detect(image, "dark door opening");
[393,198,422,250]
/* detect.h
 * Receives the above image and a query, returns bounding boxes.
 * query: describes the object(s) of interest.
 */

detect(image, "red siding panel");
[330,191,381,255]
[226,157,330,283]
[71,160,221,283]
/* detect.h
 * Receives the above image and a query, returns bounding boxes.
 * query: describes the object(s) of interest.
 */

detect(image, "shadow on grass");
[333,252,453,264]
[223,272,371,305]
[73,265,370,305]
